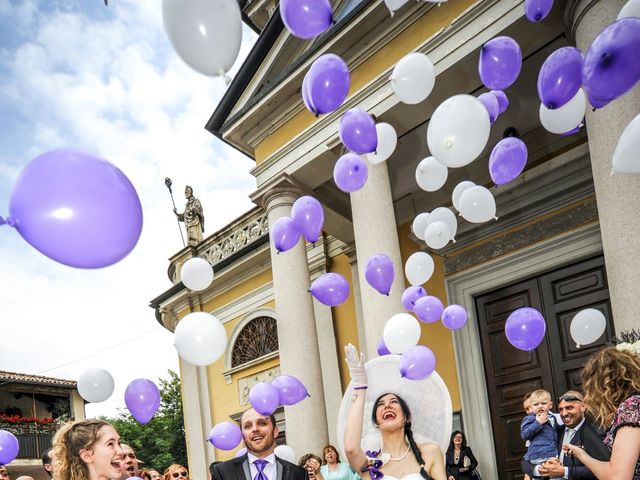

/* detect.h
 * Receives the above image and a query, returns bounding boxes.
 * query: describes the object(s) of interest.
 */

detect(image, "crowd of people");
[0,344,637,480]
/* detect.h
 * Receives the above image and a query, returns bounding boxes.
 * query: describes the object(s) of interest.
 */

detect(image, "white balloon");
[570,309,607,347]
[383,313,421,354]
[77,367,115,403]
[404,251,435,286]
[274,445,297,463]
[618,0,640,19]
[412,213,430,240]
[459,186,497,223]
[382,0,409,13]
[424,221,451,249]
[427,95,491,168]
[452,181,476,212]
[539,89,586,134]
[391,53,436,104]
[612,112,640,174]
[174,312,228,366]
[427,207,457,240]
[162,0,242,76]
[415,156,448,192]
[367,123,398,164]
[181,257,214,291]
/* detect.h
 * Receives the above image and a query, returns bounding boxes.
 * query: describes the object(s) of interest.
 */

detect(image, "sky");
[0,0,258,418]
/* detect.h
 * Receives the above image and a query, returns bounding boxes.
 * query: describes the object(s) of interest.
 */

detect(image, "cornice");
[249,0,519,186]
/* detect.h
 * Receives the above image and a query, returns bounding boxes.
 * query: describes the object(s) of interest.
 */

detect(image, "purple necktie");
[254,459,268,480]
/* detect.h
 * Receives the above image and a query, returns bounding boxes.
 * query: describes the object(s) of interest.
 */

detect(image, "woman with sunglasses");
[52,419,124,480]
[164,465,189,480]
[562,346,640,479]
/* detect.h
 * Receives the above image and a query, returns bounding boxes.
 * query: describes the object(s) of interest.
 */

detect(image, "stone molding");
[564,0,601,42]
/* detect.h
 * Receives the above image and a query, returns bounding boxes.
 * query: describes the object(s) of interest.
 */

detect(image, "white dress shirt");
[248,452,277,480]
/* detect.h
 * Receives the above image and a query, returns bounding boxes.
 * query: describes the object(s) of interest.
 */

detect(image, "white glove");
[344,343,368,388]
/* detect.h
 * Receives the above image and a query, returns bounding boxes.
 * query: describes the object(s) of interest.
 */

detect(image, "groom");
[212,408,308,480]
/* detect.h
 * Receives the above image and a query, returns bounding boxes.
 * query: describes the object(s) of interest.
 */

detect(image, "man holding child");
[521,390,609,479]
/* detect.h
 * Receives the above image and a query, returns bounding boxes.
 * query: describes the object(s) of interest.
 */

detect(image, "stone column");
[343,242,367,352]
[180,359,215,479]
[567,0,640,334]
[261,185,329,454]
[350,162,405,359]
[307,236,344,445]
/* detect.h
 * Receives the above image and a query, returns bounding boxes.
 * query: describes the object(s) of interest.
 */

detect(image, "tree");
[103,370,187,473]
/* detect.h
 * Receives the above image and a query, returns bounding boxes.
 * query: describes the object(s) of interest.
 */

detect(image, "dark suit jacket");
[521,419,610,480]
[212,454,308,480]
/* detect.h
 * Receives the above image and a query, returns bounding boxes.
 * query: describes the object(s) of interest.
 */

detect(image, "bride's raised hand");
[344,343,367,388]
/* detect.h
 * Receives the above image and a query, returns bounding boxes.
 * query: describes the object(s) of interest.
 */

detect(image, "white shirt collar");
[247,452,276,465]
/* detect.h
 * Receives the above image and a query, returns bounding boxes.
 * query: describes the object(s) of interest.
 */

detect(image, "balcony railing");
[15,432,53,459]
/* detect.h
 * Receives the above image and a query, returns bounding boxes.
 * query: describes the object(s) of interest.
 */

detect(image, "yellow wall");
[178,267,280,461]
[254,0,478,163]
[329,253,360,391]
[397,222,461,411]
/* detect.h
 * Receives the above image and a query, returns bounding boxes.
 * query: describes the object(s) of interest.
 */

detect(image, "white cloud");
[0,0,258,417]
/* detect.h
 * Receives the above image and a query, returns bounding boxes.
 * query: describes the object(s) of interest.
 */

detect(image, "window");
[231,317,279,367]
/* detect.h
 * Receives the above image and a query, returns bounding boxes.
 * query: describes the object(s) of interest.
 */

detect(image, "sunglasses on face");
[172,472,188,478]
[559,395,583,403]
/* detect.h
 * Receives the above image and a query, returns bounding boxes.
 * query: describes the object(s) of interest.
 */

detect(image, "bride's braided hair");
[372,394,431,480]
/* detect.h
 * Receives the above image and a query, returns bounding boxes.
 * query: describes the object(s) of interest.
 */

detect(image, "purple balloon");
[291,196,324,244]
[561,125,583,136]
[491,90,510,114]
[477,92,500,123]
[271,217,300,253]
[307,54,350,115]
[309,272,350,306]
[208,422,242,450]
[365,254,395,295]
[125,379,161,425]
[524,0,554,22]
[505,307,547,351]
[479,36,522,90]
[235,447,247,458]
[281,0,333,39]
[538,47,583,109]
[399,345,436,381]
[8,149,142,269]
[0,430,19,464]
[401,286,427,311]
[587,91,610,110]
[302,73,317,115]
[249,382,280,416]
[414,295,444,324]
[339,109,378,154]
[377,337,391,356]
[441,304,468,330]
[333,153,368,193]
[582,18,640,105]
[272,375,309,406]
[489,137,528,185]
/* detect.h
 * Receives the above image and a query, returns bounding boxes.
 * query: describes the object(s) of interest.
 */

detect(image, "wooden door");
[474,255,614,480]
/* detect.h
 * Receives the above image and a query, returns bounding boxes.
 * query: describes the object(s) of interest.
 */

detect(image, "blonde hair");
[529,389,551,402]
[582,346,640,428]
[52,419,111,480]
[163,464,188,480]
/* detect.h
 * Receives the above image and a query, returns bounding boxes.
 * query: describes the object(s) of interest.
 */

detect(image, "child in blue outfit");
[521,389,559,467]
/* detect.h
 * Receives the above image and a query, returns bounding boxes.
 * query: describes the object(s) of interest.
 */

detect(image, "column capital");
[564,0,607,43]
[250,173,314,214]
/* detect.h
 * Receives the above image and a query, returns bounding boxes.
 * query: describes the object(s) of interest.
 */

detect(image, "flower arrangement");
[0,414,58,435]
[615,329,640,357]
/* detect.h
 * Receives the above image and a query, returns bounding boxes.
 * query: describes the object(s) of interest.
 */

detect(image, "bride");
[342,344,447,480]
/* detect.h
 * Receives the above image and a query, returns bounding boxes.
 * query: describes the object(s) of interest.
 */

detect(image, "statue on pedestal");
[173,185,204,246]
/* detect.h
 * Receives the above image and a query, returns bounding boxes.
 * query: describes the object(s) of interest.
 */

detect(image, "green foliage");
[102,370,187,474]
